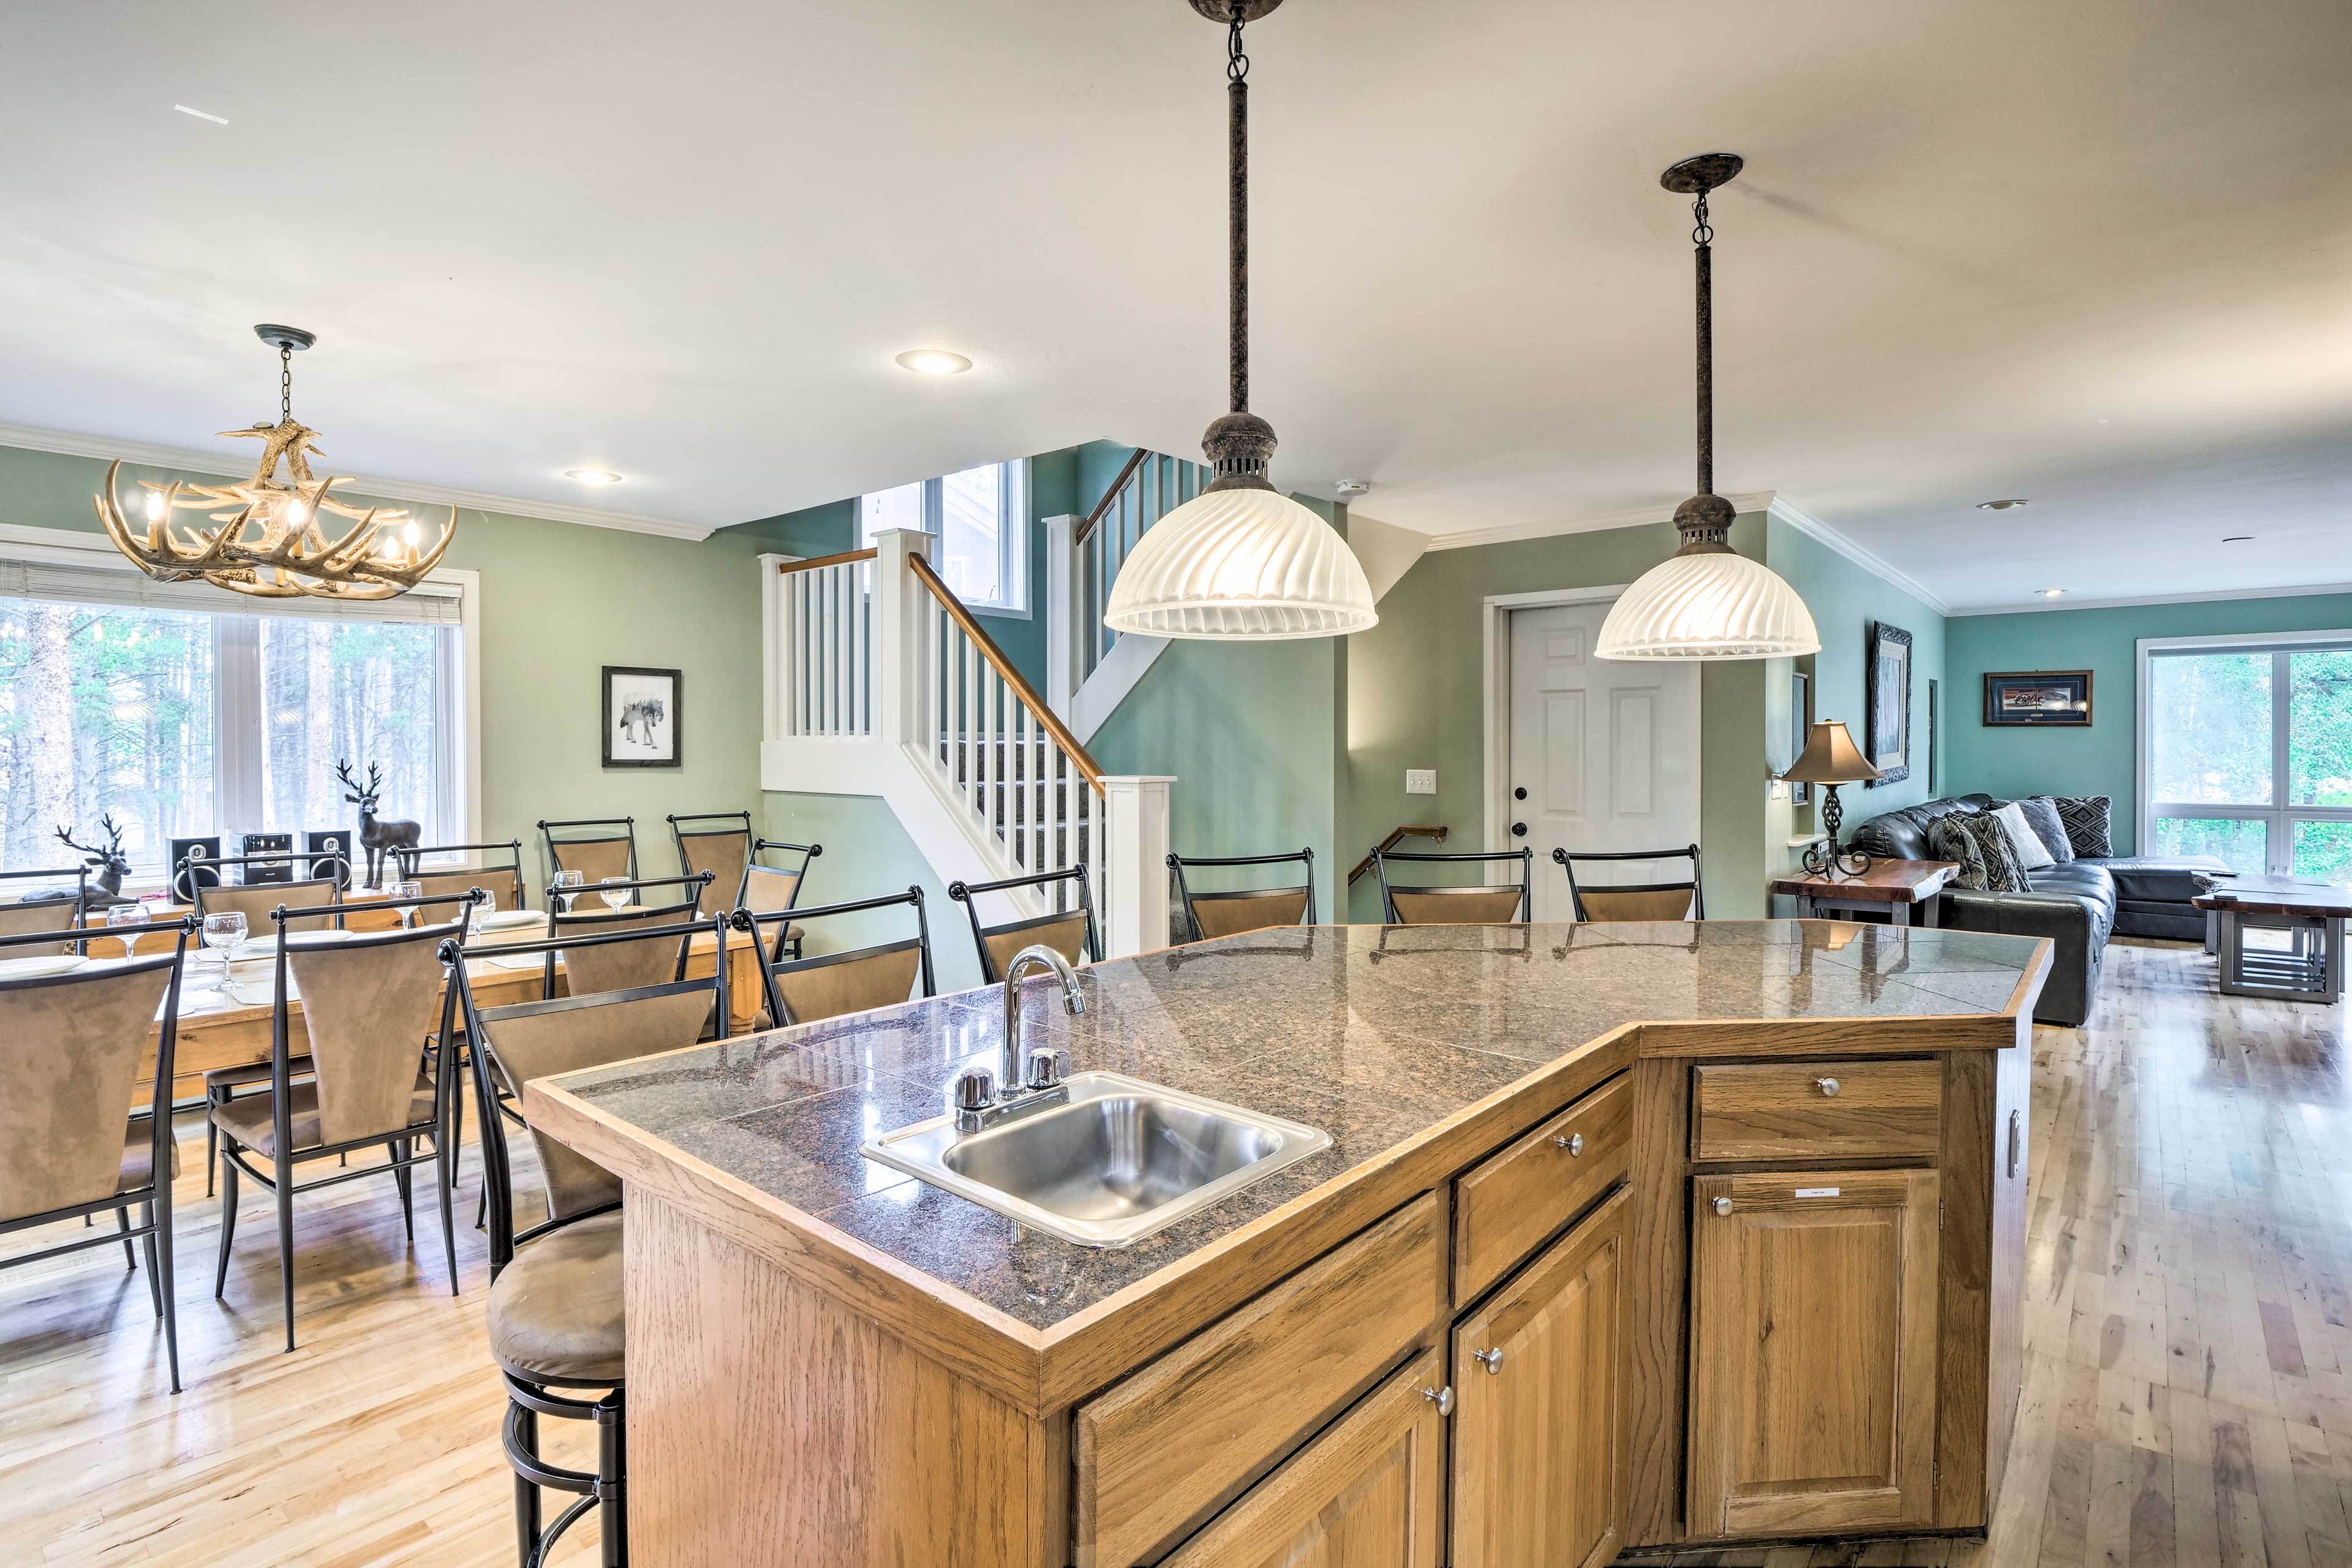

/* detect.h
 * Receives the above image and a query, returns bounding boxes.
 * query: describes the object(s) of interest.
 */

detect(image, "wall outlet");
[1406,769,1437,796]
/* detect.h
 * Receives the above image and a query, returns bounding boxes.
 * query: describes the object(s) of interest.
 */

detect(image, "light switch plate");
[1406,769,1436,795]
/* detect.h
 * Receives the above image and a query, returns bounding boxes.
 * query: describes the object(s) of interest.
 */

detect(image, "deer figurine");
[337,759,421,888]
[55,815,134,908]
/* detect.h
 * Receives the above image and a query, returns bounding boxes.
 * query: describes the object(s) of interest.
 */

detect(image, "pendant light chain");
[1227,2,1251,415]
[280,345,294,425]
[1692,188,1713,500]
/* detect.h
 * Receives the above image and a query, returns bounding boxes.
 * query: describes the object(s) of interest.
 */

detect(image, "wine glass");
[201,911,247,974]
[388,880,423,929]
[598,876,633,912]
[104,902,145,961]
[552,869,584,914]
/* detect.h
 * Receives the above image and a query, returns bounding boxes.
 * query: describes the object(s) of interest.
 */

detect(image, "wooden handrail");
[1348,825,1449,884]
[907,553,1106,791]
[777,547,878,575]
[1072,447,1151,545]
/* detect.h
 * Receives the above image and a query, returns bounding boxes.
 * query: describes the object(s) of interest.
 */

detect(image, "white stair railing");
[1071,448,1209,684]
[775,548,876,737]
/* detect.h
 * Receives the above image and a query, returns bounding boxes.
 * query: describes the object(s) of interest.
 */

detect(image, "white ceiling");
[3,1,2348,612]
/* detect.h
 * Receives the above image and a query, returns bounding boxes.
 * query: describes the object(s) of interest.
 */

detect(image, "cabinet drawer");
[1075,1194,1447,1568]
[1692,1058,1940,1162]
[1453,1074,1630,1301]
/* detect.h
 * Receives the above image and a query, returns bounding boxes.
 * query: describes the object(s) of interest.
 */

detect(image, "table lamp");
[1784,720,1884,876]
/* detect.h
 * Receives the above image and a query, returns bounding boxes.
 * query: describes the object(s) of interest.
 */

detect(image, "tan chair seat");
[210,1077,435,1158]
[486,1210,625,1386]
[117,1123,179,1192]
[203,1054,315,1091]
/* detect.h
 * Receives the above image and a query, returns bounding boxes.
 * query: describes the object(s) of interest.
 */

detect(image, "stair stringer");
[1068,630,1171,747]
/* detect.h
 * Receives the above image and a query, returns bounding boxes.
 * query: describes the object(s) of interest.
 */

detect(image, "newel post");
[758,552,791,743]
[1044,513,1080,718]
[1098,775,1175,959]
[870,528,935,749]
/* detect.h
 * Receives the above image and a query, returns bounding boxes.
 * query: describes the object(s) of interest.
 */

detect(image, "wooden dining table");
[85,897,766,1110]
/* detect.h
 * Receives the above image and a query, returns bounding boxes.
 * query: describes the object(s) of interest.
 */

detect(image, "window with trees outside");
[858,460,1029,614]
[0,543,469,881]
[2143,636,2352,882]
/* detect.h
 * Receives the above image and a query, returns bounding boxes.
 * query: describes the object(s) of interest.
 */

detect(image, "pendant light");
[1596,155,1819,660]
[1102,0,1377,641]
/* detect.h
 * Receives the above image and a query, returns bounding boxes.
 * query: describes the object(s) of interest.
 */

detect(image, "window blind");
[0,555,464,625]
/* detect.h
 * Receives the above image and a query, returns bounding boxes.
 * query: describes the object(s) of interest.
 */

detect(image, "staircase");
[1049,448,1210,743]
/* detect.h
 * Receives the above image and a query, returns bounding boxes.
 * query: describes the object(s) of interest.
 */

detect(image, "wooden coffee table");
[1769,859,1961,927]
[2192,878,2352,1001]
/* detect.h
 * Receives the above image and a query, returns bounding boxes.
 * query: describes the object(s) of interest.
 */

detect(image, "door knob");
[1472,1347,1505,1374]
[1423,1384,1454,1417]
[1712,1196,1734,1217]
[1510,823,1528,837]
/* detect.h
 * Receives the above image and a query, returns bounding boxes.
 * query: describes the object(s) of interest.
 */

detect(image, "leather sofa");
[1848,794,2228,1027]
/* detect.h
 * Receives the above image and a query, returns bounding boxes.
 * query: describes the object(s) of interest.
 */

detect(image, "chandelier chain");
[1227,2,1248,81]
[1226,1,1250,413]
[279,346,293,424]
[1691,190,1713,248]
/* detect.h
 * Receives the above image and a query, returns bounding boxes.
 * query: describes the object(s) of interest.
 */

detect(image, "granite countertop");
[537,919,2041,1335]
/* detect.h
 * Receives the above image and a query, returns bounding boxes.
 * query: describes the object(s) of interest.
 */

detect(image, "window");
[858,460,1028,614]
[2141,635,2352,880]
[0,527,472,880]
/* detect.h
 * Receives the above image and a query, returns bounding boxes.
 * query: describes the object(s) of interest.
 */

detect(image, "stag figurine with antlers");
[56,815,135,908]
[338,760,421,888]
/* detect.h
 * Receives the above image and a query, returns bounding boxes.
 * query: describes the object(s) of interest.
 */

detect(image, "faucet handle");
[1027,1049,1069,1091]
[951,1067,998,1116]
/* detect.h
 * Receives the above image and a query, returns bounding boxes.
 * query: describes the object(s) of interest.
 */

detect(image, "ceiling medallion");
[1597,156,1820,661]
[1102,0,1376,641]
[95,324,456,601]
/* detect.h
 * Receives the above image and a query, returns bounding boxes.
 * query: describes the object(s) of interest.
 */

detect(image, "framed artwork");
[603,665,682,768]
[1983,669,2093,726]
[1927,678,1940,793]
[1789,669,1813,806]
[1864,620,1912,786]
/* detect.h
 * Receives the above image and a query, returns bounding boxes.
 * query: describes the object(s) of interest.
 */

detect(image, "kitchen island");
[530,919,2048,1567]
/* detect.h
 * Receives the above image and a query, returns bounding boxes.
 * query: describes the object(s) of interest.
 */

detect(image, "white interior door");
[1506,600,1701,922]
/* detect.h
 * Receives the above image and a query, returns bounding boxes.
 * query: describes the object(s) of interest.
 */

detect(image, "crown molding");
[1419,491,1778,552]
[1948,579,2352,617]
[0,421,715,542]
[1763,494,1953,618]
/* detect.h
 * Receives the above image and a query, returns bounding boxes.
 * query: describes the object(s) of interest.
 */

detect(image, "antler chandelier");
[94,324,456,601]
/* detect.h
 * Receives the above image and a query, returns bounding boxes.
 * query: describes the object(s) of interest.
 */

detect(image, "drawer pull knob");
[1423,1384,1454,1417]
[1472,1347,1505,1375]
[1816,1076,1842,1097]
[1555,1131,1585,1156]
[1712,1196,1735,1217]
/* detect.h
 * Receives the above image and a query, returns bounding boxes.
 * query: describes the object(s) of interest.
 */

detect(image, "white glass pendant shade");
[1102,486,1378,639]
[1596,550,1820,660]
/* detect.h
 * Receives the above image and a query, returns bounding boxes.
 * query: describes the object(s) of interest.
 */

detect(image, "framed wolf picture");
[603,666,682,768]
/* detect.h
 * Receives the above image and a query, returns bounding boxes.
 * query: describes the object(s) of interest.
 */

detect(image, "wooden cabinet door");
[1160,1348,1447,1568]
[1450,1186,1630,1568]
[1687,1169,1941,1539]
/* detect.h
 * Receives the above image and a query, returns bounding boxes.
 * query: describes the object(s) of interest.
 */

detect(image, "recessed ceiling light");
[894,349,972,376]
[2222,534,2255,543]
[565,469,622,486]
[173,104,228,126]
[1977,498,2030,511]
[1334,480,1373,502]
[2041,587,2066,598]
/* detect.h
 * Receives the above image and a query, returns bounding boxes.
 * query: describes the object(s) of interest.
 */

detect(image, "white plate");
[474,910,548,933]
[0,954,86,981]
[236,929,360,954]
[483,951,550,971]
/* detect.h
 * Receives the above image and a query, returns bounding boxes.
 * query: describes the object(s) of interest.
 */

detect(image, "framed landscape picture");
[1864,620,1912,786]
[1983,669,2092,726]
[603,665,682,767]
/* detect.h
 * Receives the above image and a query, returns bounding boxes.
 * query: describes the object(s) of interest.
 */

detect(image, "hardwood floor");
[5,938,2349,1566]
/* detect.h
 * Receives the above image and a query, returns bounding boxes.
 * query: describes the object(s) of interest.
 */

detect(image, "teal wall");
[0,441,783,889]
[755,790,992,993]
[1947,593,2352,855]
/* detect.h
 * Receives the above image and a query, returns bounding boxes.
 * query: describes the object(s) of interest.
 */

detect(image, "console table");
[1770,859,1960,927]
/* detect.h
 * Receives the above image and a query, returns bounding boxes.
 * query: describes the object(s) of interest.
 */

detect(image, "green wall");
[1947,592,2352,855]
[0,442,783,888]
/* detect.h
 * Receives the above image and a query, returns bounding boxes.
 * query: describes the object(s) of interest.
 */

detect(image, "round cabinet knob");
[1472,1347,1505,1374]
[1816,1076,1841,1097]
[1555,1131,1585,1156]
[1713,1196,1735,1217]
[1423,1384,1454,1417]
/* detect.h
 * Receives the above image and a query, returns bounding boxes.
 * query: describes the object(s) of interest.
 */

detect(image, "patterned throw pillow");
[2015,796,2075,864]
[1929,815,2029,893]
[2052,795,2113,859]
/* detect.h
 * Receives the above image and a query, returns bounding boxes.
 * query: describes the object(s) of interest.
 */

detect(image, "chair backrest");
[740,839,822,915]
[0,896,85,956]
[540,818,637,889]
[1169,850,1316,942]
[1552,844,1705,922]
[947,866,1098,984]
[198,875,342,933]
[734,888,935,1028]
[548,880,706,997]
[1372,847,1534,925]
[671,813,753,916]
[0,929,187,1224]
[273,900,469,1148]
[396,841,526,912]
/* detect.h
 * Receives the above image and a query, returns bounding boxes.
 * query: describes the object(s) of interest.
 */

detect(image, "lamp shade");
[1102,486,1379,639]
[1783,720,1883,785]
[1595,551,1822,660]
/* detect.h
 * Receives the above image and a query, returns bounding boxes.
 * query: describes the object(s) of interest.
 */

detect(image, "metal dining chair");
[946,865,1098,982]
[0,865,90,954]
[538,818,638,893]
[1552,843,1705,921]
[668,812,753,916]
[1371,846,1535,924]
[0,917,194,1392]
[1168,849,1317,941]
[397,840,529,914]
[731,888,937,1029]
[738,839,821,959]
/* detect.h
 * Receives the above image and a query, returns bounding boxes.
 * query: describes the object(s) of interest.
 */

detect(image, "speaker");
[306,830,354,889]
[170,835,222,903]
[239,832,293,884]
